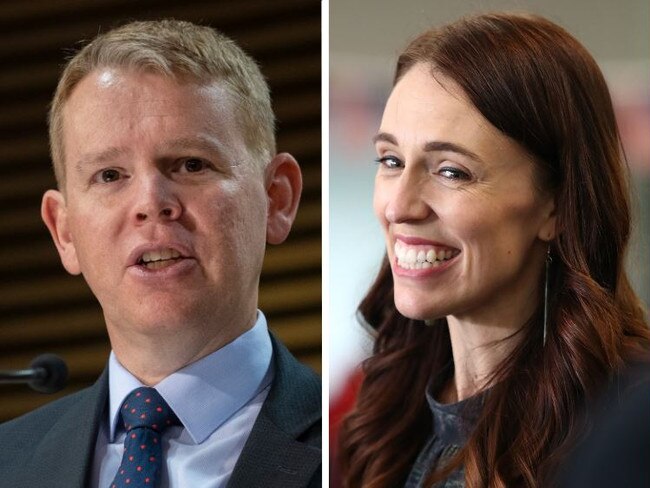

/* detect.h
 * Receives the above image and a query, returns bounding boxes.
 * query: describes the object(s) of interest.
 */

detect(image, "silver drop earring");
[543,245,552,346]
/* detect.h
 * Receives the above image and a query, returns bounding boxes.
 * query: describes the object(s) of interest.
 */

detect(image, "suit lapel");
[227,412,321,488]
[26,370,108,487]
[228,336,321,488]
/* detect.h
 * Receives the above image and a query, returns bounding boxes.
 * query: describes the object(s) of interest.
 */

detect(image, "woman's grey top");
[404,378,484,488]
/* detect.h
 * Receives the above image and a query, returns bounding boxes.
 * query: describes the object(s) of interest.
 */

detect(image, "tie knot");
[119,387,179,433]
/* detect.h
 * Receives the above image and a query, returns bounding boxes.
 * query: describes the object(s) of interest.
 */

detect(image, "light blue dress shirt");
[91,312,274,488]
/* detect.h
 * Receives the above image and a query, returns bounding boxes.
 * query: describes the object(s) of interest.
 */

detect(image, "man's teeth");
[394,241,457,269]
[141,248,181,267]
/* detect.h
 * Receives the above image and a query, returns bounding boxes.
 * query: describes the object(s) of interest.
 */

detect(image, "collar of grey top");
[425,365,486,447]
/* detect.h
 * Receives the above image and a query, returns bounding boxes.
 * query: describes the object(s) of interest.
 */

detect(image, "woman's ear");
[265,152,303,245]
[537,195,557,242]
[41,189,82,275]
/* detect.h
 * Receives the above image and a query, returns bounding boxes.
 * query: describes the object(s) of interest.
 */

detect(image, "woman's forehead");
[379,64,523,165]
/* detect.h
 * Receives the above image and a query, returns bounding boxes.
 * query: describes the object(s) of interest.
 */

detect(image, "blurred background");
[330,0,650,447]
[0,0,321,422]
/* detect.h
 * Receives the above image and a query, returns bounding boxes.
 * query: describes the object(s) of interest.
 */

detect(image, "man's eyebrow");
[161,135,224,154]
[75,147,127,173]
[161,135,235,164]
[162,136,221,151]
[373,132,483,163]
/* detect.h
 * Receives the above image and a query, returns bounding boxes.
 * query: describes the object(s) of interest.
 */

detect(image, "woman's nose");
[384,171,432,224]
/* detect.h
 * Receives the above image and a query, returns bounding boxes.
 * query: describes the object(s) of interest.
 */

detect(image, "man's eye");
[100,169,121,183]
[374,156,403,169]
[183,158,206,172]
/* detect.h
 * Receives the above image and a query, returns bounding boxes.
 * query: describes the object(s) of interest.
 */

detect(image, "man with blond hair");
[0,20,321,488]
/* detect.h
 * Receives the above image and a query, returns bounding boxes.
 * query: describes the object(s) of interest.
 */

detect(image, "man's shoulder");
[228,335,322,487]
[0,379,105,483]
[0,374,107,485]
[0,386,95,437]
[267,333,321,441]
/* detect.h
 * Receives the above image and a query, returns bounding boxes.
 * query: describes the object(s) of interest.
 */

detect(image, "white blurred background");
[329,0,650,401]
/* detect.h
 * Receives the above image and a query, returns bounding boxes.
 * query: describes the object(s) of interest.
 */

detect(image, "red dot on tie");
[153,438,158,443]
[137,466,142,472]
[145,398,151,403]
[140,413,146,419]
[123,404,128,409]
[120,470,124,475]
[131,408,136,414]
[156,407,163,412]
[152,424,158,429]
[140,444,146,449]
[126,479,131,484]
[136,392,141,397]
[145,479,150,484]
[129,456,134,461]
[131,433,136,439]
[149,456,156,462]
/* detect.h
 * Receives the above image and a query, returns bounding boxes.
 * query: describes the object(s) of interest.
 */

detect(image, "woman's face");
[373,63,555,324]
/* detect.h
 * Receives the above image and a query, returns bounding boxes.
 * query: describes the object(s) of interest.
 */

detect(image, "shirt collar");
[108,311,273,444]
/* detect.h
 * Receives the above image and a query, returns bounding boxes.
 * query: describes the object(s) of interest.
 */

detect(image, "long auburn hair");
[339,13,650,487]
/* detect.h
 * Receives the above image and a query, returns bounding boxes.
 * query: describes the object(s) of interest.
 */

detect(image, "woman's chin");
[394,298,447,323]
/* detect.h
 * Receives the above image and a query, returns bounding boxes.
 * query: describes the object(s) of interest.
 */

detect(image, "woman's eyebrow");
[373,132,484,163]
[423,141,484,163]
[372,132,398,145]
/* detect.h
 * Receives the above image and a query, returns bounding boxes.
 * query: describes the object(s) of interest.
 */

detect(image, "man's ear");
[265,152,302,245]
[41,189,81,275]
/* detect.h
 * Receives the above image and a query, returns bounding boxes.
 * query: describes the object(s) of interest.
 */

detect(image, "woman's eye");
[99,169,121,183]
[182,158,206,172]
[439,167,470,180]
[375,156,403,169]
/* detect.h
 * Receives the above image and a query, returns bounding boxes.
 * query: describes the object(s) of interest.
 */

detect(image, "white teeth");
[141,248,181,264]
[393,241,459,269]
[406,249,416,263]
[149,251,162,262]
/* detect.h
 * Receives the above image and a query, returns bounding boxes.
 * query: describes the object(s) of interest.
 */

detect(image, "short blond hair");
[49,19,275,186]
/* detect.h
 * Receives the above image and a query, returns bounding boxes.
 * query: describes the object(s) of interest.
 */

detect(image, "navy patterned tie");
[111,387,179,487]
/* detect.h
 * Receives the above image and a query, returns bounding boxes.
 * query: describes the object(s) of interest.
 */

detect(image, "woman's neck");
[444,314,525,402]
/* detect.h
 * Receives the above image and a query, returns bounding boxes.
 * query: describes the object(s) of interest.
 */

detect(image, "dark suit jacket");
[0,335,321,487]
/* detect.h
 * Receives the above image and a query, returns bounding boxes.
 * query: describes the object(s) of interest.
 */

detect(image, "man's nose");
[384,170,433,224]
[131,172,182,224]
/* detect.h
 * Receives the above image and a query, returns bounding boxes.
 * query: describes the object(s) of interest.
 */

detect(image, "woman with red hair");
[338,13,650,487]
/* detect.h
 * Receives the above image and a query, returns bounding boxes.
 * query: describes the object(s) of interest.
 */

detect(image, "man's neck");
[107,311,258,385]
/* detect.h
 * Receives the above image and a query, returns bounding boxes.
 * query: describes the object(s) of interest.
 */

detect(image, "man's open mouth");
[137,248,183,270]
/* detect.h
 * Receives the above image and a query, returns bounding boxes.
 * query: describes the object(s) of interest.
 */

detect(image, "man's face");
[44,69,272,344]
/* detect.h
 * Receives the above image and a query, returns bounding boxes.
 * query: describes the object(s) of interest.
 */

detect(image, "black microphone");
[0,354,68,394]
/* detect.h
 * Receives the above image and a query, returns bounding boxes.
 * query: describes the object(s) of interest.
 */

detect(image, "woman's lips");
[394,237,460,268]
[392,236,460,275]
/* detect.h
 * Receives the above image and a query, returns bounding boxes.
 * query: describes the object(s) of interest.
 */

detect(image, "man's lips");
[127,243,194,267]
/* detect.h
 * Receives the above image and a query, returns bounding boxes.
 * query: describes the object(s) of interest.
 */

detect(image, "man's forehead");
[65,68,235,113]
